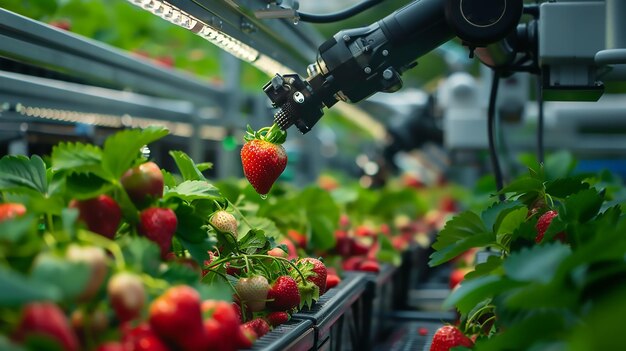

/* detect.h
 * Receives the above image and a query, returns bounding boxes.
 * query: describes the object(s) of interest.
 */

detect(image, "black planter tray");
[292,272,369,350]
[373,321,444,351]
[245,318,315,351]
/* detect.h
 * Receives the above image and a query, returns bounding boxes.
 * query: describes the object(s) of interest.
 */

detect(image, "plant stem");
[227,199,253,230]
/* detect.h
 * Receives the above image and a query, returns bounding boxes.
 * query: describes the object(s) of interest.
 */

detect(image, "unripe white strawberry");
[210,210,238,237]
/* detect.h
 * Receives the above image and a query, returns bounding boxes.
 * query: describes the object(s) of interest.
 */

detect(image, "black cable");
[536,75,545,164]
[297,0,384,23]
[488,71,505,202]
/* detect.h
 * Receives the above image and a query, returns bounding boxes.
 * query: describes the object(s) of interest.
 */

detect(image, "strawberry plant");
[429,153,626,349]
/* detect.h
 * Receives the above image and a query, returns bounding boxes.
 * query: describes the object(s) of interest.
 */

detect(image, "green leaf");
[169,150,206,181]
[495,206,528,236]
[498,176,543,197]
[120,236,161,276]
[65,173,114,200]
[0,266,60,306]
[196,162,213,171]
[238,229,269,255]
[160,262,201,286]
[464,255,503,280]
[503,243,571,284]
[431,211,488,251]
[61,208,79,239]
[377,233,401,266]
[0,215,37,244]
[175,206,209,243]
[162,169,177,188]
[51,142,102,172]
[309,215,336,252]
[102,126,168,178]
[164,181,222,202]
[481,201,521,231]
[475,312,566,351]
[504,281,578,309]
[196,279,233,301]
[443,275,523,314]
[545,177,589,199]
[0,335,26,351]
[545,150,576,180]
[238,217,282,241]
[30,254,91,301]
[564,188,604,223]
[429,232,495,266]
[0,155,48,193]
[178,236,216,265]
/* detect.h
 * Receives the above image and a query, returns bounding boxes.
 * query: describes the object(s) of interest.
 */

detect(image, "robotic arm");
[263,0,524,134]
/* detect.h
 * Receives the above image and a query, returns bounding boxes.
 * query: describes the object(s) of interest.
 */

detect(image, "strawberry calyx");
[244,124,287,145]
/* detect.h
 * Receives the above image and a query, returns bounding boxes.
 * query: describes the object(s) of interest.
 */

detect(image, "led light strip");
[125,0,293,76]
[12,103,231,139]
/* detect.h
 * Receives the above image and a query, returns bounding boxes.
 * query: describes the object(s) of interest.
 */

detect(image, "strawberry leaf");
[0,215,38,244]
[545,177,589,199]
[429,232,495,267]
[498,176,543,198]
[544,151,576,180]
[238,217,282,241]
[178,236,216,266]
[465,255,503,281]
[563,188,604,223]
[443,275,523,314]
[174,207,209,243]
[196,279,233,301]
[119,236,161,276]
[238,229,270,254]
[0,266,61,306]
[481,201,522,231]
[101,126,168,178]
[65,173,114,200]
[30,254,92,301]
[169,150,206,181]
[164,180,222,202]
[160,262,201,285]
[432,211,489,250]
[503,243,571,284]
[0,155,48,194]
[377,233,401,266]
[51,141,102,173]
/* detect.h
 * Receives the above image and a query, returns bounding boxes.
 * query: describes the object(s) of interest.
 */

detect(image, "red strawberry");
[202,300,240,339]
[107,272,145,323]
[342,256,365,271]
[355,225,376,238]
[0,203,26,221]
[150,285,204,350]
[429,325,474,351]
[440,196,458,213]
[138,207,177,257]
[359,259,380,273]
[122,324,169,351]
[267,276,301,311]
[234,275,270,312]
[339,214,351,229]
[237,325,257,348]
[326,274,341,290]
[280,238,298,260]
[242,318,270,338]
[13,302,79,351]
[287,229,307,249]
[335,230,352,257]
[449,267,472,289]
[241,136,287,195]
[298,258,327,295]
[209,210,238,236]
[95,342,125,351]
[121,161,164,207]
[418,327,429,336]
[265,311,290,327]
[204,318,235,351]
[66,244,108,301]
[350,239,370,256]
[535,210,568,243]
[70,195,121,239]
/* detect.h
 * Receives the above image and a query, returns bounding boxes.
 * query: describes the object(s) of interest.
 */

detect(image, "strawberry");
[0,203,26,221]
[280,238,298,260]
[240,124,288,195]
[355,225,376,238]
[13,302,79,351]
[149,285,205,350]
[339,214,351,229]
[440,196,458,213]
[334,230,352,257]
[107,272,145,323]
[342,256,365,271]
[359,259,380,273]
[535,210,567,243]
[66,244,108,301]
[121,161,164,207]
[265,311,290,327]
[326,274,341,290]
[237,326,257,349]
[138,207,177,257]
[449,267,472,289]
[418,327,429,336]
[95,342,125,351]
[350,239,370,256]
[287,229,307,249]
[202,300,240,339]
[268,247,288,258]
[234,275,270,312]
[429,325,474,351]
[69,195,121,239]
[242,318,270,338]
[204,318,235,351]
[267,275,301,311]
[209,210,238,236]
[122,324,169,351]
[297,258,327,295]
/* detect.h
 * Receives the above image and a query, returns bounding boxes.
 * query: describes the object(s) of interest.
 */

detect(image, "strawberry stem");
[246,254,307,283]
[202,268,237,292]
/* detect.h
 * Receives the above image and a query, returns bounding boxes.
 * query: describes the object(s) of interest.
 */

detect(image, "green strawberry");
[235,275,270,312]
